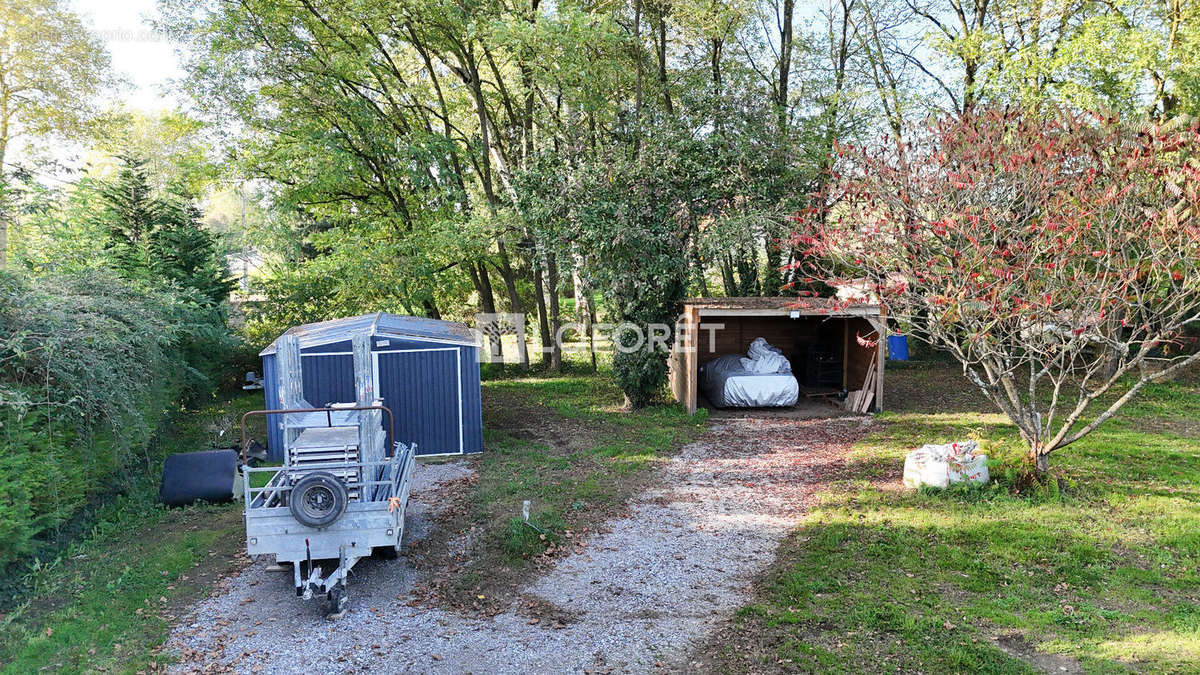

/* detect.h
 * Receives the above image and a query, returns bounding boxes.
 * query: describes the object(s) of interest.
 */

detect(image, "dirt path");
[166,415,871,674]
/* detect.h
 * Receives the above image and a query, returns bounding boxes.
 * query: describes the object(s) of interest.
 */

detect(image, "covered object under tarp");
[669,297,885,414]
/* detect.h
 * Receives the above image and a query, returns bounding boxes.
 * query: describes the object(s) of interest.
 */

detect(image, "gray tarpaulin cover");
[700,340,799,408]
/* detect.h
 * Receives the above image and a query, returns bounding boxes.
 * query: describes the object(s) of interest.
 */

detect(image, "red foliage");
[790,107,1200,467]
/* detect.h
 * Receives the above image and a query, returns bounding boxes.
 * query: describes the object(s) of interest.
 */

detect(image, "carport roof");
[682,297,880,316]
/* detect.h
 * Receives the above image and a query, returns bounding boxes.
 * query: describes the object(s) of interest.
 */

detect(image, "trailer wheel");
[326,586,347,619]
[289,472,348,528]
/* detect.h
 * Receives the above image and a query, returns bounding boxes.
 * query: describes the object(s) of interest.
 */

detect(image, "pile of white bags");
[902,441,989,489]
[739,337,792,374]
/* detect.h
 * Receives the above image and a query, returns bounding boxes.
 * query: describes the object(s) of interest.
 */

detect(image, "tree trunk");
[0,131,8,270]
[721,254,738,296]
[547,252,562,371]
[573,257,598,372]
[1027,446,1050,473]
[691,236,709,296]
[587,301,598,372]
[654,2,673,116]
[495,240,530,370]
[735,247,759,295]
[711,37,723,133]
[469,260,503,364]
[634,0,644,125]
[764,239,782,295]
[422,298,441,320]
[777,0,794,129]
[533,258,551,366]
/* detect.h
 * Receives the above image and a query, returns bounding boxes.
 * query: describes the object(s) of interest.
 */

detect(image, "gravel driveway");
[166,415,870,673]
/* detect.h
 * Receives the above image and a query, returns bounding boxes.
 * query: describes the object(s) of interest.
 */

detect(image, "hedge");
[0,270,232,568]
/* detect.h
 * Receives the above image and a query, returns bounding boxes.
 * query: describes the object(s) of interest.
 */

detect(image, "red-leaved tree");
[792,108,1200,472]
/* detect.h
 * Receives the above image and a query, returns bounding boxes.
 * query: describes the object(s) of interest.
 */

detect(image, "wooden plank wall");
[668,316,688,404]
[695,316,843,365]
[843,317,880,393]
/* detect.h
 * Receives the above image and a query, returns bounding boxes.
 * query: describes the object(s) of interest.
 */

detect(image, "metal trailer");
[238,333,416,616]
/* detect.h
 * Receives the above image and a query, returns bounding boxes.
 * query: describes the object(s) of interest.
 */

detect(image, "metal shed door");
[373,349,463,456]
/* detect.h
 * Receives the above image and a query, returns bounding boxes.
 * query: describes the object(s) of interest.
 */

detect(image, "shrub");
[0,269,233,567]
[612,341,670,409]
[794,107,1200,472]
[568,146,689,408]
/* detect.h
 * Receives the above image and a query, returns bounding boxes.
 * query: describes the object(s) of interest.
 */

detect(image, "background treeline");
[157,0,1199,401]
[1,0,1196,567]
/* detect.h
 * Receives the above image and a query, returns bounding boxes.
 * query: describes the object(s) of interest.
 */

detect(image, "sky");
[9,2,186,170]
[72,0,184,112]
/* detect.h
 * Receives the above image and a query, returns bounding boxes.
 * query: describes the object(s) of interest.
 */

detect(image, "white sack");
[740,352,789,374]
[903,441,989,489]
[748,337,784,360]
[741,337,791,374]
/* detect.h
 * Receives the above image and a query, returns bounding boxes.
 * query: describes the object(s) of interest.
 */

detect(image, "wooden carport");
[669,297,886,415]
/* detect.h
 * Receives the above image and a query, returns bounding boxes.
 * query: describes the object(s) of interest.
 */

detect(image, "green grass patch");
[424,372,705,604]
[0,391,262,674]
[503,510,567,561]
[728,368,1200,673]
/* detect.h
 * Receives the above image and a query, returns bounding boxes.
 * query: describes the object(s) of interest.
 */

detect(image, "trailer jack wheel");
[326,584,348,619]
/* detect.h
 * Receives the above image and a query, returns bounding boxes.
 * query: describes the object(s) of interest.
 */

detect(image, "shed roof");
[259,312,477,356]
[682,296,880,316]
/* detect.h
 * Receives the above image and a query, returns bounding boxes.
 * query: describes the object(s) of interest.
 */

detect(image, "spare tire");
[289,472,348,528]
[160,449,238,506]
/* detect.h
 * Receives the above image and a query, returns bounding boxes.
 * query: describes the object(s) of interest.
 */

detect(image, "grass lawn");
[8,359,1193,673]
[0,392,262,674]
[707,364,1200,673]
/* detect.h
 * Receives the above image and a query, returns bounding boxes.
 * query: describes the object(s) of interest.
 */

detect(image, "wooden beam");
[696,307,881,318]
[685,306,699,415]
[352,334,374,406]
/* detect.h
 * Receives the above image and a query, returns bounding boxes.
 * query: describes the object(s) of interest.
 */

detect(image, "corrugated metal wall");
[300,353,355,407]
[262,335,483,460]
[377,349,460,454]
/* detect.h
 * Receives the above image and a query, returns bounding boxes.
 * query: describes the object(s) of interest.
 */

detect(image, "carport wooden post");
[842,322,850,390]
[684,306,699,415]
[866,316,886,413]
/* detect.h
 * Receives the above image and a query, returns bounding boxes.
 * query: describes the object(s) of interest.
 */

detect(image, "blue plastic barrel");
[887,334,909,361]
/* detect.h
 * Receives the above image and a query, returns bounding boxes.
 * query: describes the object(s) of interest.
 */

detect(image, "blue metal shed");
[259,313,483,459]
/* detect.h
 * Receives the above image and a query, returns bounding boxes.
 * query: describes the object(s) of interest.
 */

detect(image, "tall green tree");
[0,0,112,265]
[97,155,232,305]
[152,197,234,305]
[569,136,691,407]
